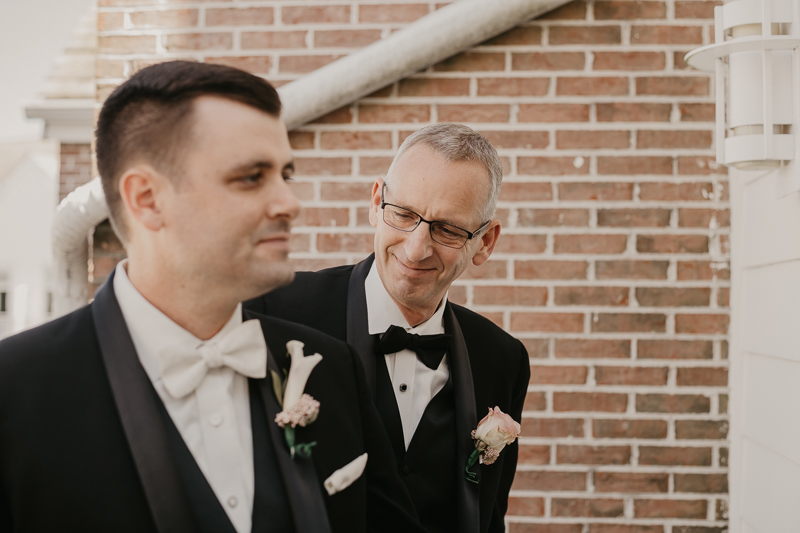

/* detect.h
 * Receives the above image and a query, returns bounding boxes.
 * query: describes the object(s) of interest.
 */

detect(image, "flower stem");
[465,448,481,484]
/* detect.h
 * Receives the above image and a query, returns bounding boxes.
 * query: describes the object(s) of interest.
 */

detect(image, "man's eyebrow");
[229,159,294,173]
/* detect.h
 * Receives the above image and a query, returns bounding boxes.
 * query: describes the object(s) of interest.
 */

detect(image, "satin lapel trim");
[444,304,480,533]
[91,272,199,533]
[346,254,377,394]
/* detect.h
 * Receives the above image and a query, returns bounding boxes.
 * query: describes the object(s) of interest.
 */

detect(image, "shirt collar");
[364,260,447,336]
[113,259,244,383]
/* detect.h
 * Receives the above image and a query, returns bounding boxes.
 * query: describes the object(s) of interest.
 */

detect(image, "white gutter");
[51,0,570,314]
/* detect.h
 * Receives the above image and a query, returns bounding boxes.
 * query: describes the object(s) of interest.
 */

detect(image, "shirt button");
[399,383,408,392]
[209,413,223,427]
[227,496,238,508]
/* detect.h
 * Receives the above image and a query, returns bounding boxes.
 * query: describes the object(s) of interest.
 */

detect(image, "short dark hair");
[95,60,282,242]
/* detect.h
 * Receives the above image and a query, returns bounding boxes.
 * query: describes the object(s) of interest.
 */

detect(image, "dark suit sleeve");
[489,340,530,533]
[0,476,11,532]
[348,345,427,533]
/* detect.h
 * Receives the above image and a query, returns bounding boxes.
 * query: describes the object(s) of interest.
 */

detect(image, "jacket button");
[402,465,410,476]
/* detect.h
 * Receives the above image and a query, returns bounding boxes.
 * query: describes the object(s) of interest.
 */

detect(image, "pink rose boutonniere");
[273,340,322,459]
[465,406,521,484]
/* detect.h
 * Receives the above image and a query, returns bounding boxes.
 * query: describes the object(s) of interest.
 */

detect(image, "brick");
[357,104,428,123]
[593,419,668,439]
[99,35,157,54]
[513,52,585,70]
[287,182,313,201]
[359,157,393,175]
[596,260,669,280]
[637,234,708,253]
[519,104,590,123]
[598,208,671,227]
[549,26,621,44]
[555,286,629,306]
[554,393,627,413]
[639,446,712,466]
[358,3,429,23]
[494,234,549,254]
[312,108,354,126]
[482,26,543,46]
[676,314,729,334]
[480,131,549,149]
[594,51,665,71]
[280,54,342,73]
[478,77,550,96]
[297,158,352,177]
[287,131,314,150]
[637,76,709,96]
[96,59,125,79]
[207,7,273,26]
[636,287,710,306]
[557,77,628,96]
[499,182,553,201]
[282,5,350,24]
[595,472,668,493]
[675,473,728,493]
[511,313,584,333]
[635,499,707,519]
[165,33,232,52]
[552,498,624,517]
[290,234,310,253]
[598,156,672,175]
[676,419,728,439]
[320,131,392,150]
[438,104,509,123]
[556,339,631,359]
[530,366,588,384]
[558,445,631,464]
[636,394,710,413]
[554,234,627,254]
[523,339,550,359]
[398,78,470,97]
[206,56,272,74]
[521,418,585,438]
[720,447,729,467]
[556,130,630,149]
[638,130,712,149]
[98,12,124,30]
[639,182,714,201]
[540,2,588,19]
[677,367,728,387]
[592,313,667,333]
[631,25,703,44]
[597,102,672,122]
[678,208,730,228]
[596,366,668,385]
[513,471,587,491]
[717,500,728,521]
[559,182,633,201]
[519,156,590,175]
[677,260,730,281]
[315,29,381,48]
[595,1,666,19]
[520,208,589,227]
[639,340,713,359]
[518,445,551,465]
[680,103,716,121]
[506,497,545,517]
[316,233,373,253]
[129,9,197,28]
[524,392,548,411]
[676,0,722,18]
[590,526,664,533]
[241,31,307,49]
[678,156,727,175]
[474,286,547,306]
[674,50,691,70]
[718,287,730,307]
[435,52,505,71]
[294,208,348,228]
[462,261,508,279]
[516,260,588,280]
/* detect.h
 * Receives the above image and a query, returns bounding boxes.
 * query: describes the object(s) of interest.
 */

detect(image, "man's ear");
[368,177,384,228]
[118,165,166,233]
[471,220,501,267]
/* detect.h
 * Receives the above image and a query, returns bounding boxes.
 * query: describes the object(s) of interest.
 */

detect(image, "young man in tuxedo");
[246,123,531,533]
[0,61,424,533]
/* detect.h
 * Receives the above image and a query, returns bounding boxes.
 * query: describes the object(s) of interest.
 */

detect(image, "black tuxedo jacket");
[245,255,531,533]
[0,273,423,533]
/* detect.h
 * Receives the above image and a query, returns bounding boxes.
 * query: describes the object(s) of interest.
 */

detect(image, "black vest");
[156,379,296,533]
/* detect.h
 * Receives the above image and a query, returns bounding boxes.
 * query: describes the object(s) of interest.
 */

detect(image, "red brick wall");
[96,1,729,530]
[59,143,93,201]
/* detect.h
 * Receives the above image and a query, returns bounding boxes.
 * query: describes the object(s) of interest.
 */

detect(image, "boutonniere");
[465,406,521,484]
[272,340,322,459]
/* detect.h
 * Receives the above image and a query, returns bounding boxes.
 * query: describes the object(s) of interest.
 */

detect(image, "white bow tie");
[158,319,268,399]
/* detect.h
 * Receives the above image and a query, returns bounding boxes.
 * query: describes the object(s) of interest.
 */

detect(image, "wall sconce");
[685,0,800,171]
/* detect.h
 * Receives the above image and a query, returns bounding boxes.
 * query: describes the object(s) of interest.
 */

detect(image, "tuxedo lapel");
[443,304,481,533]
[91,273,199,533]
[346,255,377,394]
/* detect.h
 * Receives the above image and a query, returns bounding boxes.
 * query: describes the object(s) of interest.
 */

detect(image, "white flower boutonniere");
[465,406,521,484]
[272,340,322,459]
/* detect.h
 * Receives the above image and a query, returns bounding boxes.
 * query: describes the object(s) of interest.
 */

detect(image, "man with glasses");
[246,123,530,533]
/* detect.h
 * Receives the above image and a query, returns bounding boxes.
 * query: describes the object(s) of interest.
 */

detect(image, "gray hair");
[384,123,503,223]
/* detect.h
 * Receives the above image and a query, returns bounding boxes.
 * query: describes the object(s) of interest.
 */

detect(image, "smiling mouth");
[257,234,291,246]
[393,255,435,276]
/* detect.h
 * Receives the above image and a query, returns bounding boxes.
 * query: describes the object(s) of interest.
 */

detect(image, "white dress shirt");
[113,261,255,533]
[365,261,450,450]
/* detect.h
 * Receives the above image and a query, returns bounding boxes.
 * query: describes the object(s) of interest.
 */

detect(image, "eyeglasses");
[379,183,491,249]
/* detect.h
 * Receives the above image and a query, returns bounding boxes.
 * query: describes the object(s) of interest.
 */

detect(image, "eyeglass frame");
[379,183,492,249]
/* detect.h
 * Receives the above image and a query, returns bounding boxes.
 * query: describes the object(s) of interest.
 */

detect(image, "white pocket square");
[324,453,368,496]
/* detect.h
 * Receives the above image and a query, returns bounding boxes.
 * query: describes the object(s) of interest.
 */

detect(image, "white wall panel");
[742,261,800,361]
[742,438,800,533]
[742,173,800,268]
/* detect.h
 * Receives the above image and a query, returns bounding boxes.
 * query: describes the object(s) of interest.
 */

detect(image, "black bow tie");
[375,325,452,370]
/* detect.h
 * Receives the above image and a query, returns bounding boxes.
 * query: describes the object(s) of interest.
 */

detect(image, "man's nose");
[403,221,434,262]
[268,179,301,220]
